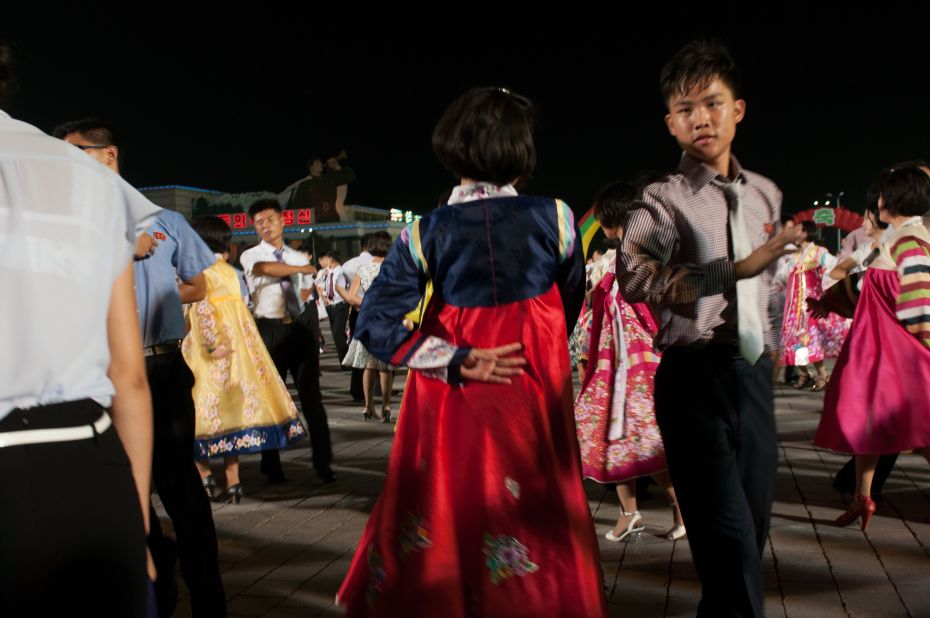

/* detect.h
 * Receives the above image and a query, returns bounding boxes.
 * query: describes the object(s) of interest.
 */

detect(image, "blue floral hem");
[194,419,306,460]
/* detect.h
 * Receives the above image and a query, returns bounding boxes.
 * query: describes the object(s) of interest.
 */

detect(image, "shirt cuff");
[702,259,736,295]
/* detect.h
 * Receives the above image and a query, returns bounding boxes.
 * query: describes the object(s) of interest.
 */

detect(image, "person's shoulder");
[239,243,264,260]
[741,169,781,197]
[2,119,121,180]
[155,208,188,228]
[642,171,688,199]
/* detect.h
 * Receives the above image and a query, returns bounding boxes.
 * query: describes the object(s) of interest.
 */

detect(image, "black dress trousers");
[654,345,777,618]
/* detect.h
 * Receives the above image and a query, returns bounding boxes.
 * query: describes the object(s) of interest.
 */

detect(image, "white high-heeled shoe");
[665,524,687,540]
[605,511,645,542]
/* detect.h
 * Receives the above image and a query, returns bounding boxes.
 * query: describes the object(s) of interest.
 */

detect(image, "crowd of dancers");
[3,35,930,618]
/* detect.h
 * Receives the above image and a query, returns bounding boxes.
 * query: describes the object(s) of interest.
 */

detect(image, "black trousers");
[0,400,147,617]
[347,307,364,400]
[328,301,350,366]
[655,345,776,618]
[146,351,226,617]
[257,315,333,474]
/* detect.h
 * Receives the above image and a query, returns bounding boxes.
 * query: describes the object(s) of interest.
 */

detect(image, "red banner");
[792,207,863,233]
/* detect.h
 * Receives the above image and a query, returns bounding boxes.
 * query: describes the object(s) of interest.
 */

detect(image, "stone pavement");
[163,352,930,617]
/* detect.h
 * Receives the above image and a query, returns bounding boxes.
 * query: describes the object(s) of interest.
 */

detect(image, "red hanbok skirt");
[337,285,607,617]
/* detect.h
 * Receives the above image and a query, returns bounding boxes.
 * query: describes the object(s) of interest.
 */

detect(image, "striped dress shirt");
[617,153,782,351]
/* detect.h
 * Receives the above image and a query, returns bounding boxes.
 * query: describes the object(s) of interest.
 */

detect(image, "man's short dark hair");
[432,86,536,186]
[323,250,341,264]
[0,40,14,104]
[367,231,392,258]
[593,181,638,229]
[248,198,282,219]
[192,216,232,253]
[880,166,930,218]
[51,118,120,149]
[864,183,889,230]
[660,39,741,104]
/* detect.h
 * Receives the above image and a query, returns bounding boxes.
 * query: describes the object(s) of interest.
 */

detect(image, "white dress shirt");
[240,240,311,319]
[0,110,160,419]
[339,251,373,299]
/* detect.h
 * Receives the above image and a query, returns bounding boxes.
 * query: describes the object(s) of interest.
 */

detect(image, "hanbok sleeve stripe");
[898,297,930,311]
[898,287,930,303]
[904,264,930,276]
[406,221,430,276]
[892,233,930,347]
[390,331,426,366]
[555,199,576,263]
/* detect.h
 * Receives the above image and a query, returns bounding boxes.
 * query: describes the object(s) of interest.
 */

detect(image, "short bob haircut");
[192,216,232,254]
[879,167,930,218]
[864,183,889,230]
[248,198,282,219]
[593,181,638,230]
[367,231,392,258]
[432,86,536,186]
[660,39,741,105]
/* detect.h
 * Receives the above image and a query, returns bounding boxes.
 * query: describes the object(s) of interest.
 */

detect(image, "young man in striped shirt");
[618,40,804,617]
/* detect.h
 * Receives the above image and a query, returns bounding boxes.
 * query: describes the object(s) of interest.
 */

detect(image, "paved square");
[163,353,930,617]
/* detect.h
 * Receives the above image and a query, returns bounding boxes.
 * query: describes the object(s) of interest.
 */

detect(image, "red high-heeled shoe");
[835,495,877,530]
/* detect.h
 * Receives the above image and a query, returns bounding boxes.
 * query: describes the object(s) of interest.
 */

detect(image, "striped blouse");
[889,217,930,348]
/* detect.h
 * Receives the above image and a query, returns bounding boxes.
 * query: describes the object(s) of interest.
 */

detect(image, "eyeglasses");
[73,144,109,151]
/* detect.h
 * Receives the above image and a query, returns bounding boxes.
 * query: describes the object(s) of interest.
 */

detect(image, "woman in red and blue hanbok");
[336,181,607,616]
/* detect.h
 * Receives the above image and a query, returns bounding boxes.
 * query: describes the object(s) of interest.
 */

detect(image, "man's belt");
[256,316,294,324]
[143,340,183,357]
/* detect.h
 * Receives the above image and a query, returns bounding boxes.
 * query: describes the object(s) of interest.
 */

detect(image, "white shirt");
[339,251,373,299]
[0,110,160,419]
[319,266,345,305]
[240,240,311,319]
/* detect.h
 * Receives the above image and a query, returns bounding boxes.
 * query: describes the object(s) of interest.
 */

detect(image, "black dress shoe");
[265,471,288,483]
[317,468,337,484]
[260,461,288,483]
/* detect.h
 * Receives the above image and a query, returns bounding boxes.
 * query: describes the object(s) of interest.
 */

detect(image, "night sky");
[5,9,929,218]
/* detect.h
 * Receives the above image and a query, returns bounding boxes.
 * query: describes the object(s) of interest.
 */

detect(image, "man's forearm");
[178,272,206,304]
[252,261,309,277]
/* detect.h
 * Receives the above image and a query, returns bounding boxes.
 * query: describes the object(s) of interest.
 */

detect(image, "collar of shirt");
[448,182,518,204]
[678,152,745,192]
[258,239,290,256]
[894,216,926,231]
[0,109,9,119]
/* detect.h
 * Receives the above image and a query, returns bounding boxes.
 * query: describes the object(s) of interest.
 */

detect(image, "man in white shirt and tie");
[240,199,335,484]
[317,251,350,366]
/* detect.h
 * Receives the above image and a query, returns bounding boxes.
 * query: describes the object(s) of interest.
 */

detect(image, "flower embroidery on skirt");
[398,513,432,557]
[483,534,539,585]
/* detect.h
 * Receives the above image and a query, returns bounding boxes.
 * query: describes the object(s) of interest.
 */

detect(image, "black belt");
[143,340,182,357]
[256,316,295,324]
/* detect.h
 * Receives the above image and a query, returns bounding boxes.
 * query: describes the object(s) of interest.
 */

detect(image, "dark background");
[5,8,929,217]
